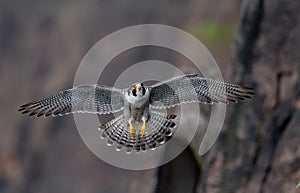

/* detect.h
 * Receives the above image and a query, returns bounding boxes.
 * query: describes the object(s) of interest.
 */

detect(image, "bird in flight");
[19,74,254,153]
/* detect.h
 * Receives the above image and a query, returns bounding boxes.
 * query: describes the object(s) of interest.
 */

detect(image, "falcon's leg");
[140,117,146,138]
[129,121,135,138]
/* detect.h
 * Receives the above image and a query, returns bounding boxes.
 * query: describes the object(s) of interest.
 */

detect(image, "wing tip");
[19,102,32,108]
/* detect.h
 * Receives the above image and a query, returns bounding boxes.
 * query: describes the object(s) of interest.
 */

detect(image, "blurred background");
[0,0,299,193]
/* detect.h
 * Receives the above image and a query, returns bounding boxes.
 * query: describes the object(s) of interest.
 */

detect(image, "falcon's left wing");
[19,85,124,117]
[149,74,254,109]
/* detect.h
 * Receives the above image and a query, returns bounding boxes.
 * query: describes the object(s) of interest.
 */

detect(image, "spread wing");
[149,74,254,109]
[19,85,124,117]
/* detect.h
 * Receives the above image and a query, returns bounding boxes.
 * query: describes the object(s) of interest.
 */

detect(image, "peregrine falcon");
[19,74,254,153]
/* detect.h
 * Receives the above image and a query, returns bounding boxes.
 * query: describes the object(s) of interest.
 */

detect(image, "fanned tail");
[98,112,177,153]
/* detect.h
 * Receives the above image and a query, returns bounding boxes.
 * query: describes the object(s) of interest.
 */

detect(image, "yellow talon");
[140,120,146,138]
[129,123,135,138]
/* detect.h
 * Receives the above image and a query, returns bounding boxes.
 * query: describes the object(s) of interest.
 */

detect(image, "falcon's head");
[129,83,146,97]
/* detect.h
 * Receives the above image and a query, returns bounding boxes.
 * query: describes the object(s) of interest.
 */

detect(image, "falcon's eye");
[132,88,137,96]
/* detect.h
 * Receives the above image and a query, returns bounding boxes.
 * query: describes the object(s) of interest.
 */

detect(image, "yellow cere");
[135,84,140,91]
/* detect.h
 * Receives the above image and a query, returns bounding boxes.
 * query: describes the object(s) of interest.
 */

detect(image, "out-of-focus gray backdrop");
[1,0,299,193]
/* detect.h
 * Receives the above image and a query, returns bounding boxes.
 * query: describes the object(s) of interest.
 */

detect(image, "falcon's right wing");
[149,74,254,109]
[19,85,124,117]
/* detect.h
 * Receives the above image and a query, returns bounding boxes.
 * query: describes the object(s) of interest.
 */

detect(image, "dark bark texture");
[196,0,300,193]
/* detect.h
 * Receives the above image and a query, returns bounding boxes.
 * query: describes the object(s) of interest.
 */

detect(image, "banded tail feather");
[98,112,177,153]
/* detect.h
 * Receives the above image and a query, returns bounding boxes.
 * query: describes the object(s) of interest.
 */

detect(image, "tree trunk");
[196,0,300,193]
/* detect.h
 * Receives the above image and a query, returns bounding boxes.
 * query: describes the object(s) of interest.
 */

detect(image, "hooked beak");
[134,84,140,91]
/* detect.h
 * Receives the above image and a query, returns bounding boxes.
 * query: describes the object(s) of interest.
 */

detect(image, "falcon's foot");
[129,122,135,138]
[140,120,146,138]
